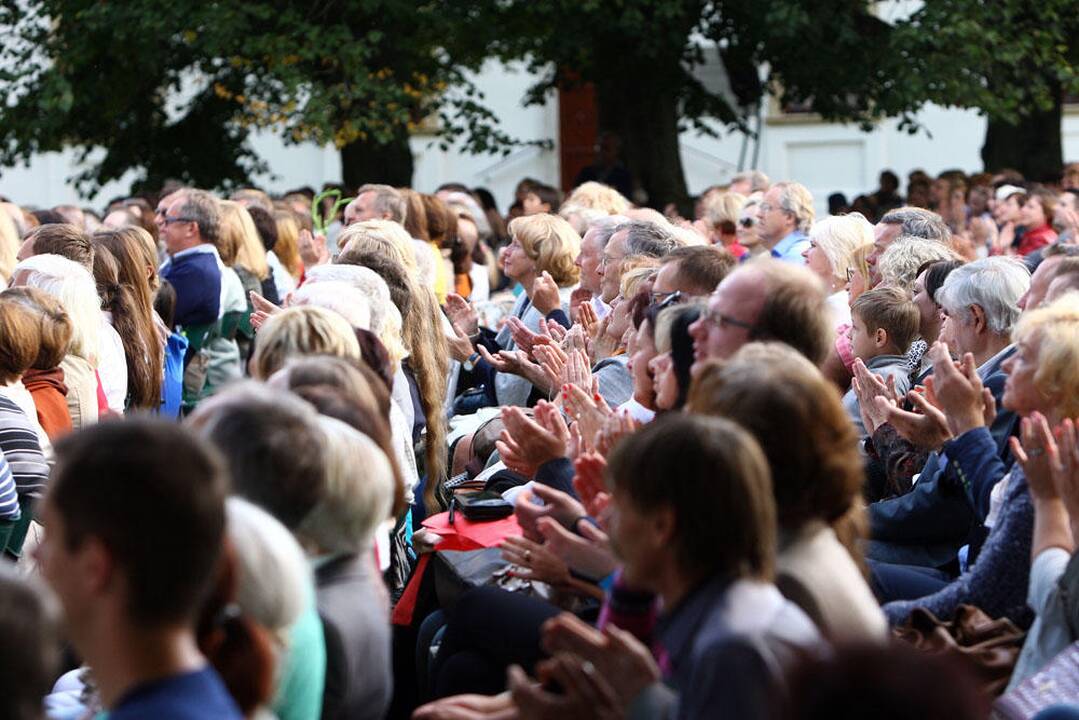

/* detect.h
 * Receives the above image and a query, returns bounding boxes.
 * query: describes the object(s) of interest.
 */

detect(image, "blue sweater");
[162,250,221,329]
[884,427,1033,627]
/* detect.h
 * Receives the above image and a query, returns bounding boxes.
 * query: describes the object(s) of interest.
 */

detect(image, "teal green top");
[272,582,327,720]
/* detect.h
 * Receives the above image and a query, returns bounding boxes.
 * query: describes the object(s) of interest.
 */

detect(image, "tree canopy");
[0,0,1075,200]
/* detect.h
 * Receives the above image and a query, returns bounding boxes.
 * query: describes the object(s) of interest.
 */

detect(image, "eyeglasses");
[599,253,625,269]
[739,217,757,228]
[163,216,197,225]
[653,290,682,309]
[846,267,856,282]
[701,306,755,331]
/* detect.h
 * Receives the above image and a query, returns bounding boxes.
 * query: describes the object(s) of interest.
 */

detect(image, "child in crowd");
[842,286,919,437]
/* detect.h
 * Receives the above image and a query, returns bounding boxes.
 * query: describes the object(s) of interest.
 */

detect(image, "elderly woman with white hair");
[10,254,102,428]
[802,214,875,328]
[296,417,396,720]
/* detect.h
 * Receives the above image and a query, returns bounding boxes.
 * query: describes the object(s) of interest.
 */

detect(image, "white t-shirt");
[98,314,128,414]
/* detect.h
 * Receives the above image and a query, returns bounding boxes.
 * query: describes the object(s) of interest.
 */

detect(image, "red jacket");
[1018,224,1057,256]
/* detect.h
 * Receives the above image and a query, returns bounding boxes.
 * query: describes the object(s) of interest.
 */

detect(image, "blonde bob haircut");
[808,214,874,285]
[506,214,581,286]
[219,200,270,280]
[562,181,630,215]
[250,305,360,381]
[337,219,418,271]
[1012,293,1079,418]
[619,264,659,300]
[297,416,395,555]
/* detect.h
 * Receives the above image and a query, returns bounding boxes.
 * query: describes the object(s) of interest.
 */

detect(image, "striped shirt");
[0,454,18,521]
[0,396,48,499]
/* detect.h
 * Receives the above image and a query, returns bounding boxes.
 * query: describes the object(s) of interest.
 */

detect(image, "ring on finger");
[524,549,532,563]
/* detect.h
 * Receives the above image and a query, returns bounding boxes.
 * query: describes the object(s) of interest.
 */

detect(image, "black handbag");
[454,491,514,522]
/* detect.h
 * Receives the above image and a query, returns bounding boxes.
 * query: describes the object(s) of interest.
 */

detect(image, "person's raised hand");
[570,288,593,323]
[877,391,952,451]
[478,346,531,377]
[495,405,567,477]
[500,535,571,585]
[851,366,890,435]
[540,614,660,711]
[534,344,567,391]
[572,452,610,517]
[445,293,480,337]
[298,228,330,268]
[544,319,568,344]
[509,316,551,357]
[448,320,477,362]
[595,411,640,458]
[1011,412,1060,502]
[531,271,562,316]
[564,383,611,452]
[1053,419,1079,542]
[577,301,600,340]
[514,489,554,543]
[928,342,986,436]
[562,349,594,393]
[509,656,622,720]
[412,692,516,720]
[538,517,618,581]
[534,399,572,452]
[527,481,585,529]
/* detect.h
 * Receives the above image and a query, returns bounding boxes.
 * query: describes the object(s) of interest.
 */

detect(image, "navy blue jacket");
[161,249,221,329]
[867,346,1018,569]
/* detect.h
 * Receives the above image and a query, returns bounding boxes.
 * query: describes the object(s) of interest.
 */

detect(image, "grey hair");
[172,189,221,245]
[616,219,679,258]
[290,281,372,331]
[937,256,1030,335]
[880,206,951,245]
[878,236,960,291]
[772,181,816,233]
[226,496,308,644]
[731,170,770,193]
[589,214,629,248]
[357,184,407,225]
[297,416,396,554]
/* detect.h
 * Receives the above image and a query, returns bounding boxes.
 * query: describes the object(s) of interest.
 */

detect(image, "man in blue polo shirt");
[35,419,241,719]
[758,181,815,264]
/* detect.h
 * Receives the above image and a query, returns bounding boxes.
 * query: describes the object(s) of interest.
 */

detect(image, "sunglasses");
[739,217,757,228]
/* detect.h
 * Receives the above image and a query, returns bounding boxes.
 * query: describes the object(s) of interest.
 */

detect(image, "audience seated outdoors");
[2,166,1079,720]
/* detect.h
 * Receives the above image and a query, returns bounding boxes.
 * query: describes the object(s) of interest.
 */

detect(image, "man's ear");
[80,537,115,596]
[650,505,677,548]
[970,304,987,334]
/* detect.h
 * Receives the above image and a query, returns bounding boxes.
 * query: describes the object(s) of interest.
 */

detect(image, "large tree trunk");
[981,77,1063,182]
[339,129,414,190]
[594,74,690,214]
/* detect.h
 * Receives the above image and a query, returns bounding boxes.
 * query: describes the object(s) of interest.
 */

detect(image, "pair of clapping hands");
[852,340,998,450]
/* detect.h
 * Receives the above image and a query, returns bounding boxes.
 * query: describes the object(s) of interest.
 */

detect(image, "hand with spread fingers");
[509,316,551,357]
[298,228,330,268]
[540,613,660,710]
[572,452,611,517]
[509,656,624,720]
[478,346,531,377]
[446,293,480,337]
[564,384,612,453]
[495,404,568,477]
[570,287,593,324]
[875,389,952,451]
[538,517,618,581]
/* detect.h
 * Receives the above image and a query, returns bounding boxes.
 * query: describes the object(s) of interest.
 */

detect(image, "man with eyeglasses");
[158,190,223,329]
[688,259,832,373]
[757,182,815,265]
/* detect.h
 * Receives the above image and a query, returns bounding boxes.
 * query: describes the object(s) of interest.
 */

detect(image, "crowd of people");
[0,160,1077,720]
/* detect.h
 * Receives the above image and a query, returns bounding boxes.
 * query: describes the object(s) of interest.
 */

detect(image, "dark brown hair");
[27,223,94,271]
[606,414,776,581]
[91,242,161,410]
[50,418,228,626]
[687,343,864,532]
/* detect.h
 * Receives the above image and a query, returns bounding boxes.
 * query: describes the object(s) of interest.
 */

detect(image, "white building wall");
[0,58,1076,216]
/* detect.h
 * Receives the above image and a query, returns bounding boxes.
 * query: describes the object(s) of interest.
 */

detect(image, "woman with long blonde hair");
[337,221,450,510]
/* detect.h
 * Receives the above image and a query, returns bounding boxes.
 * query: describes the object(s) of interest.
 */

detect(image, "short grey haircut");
[878,236,961,291]
[771,181,816,233]
[357,184,407,225]
[589,214,629,248]
[937,256,1030,335]
[880,206,951,245]
[172,189,221,245]
[290,280,372,331]
[226,497,307,643]
[731,170,770,193]
[616,220,678,258]
[297,416,396,554]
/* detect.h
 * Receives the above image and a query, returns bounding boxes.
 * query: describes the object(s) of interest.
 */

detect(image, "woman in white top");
[802,214,874,329]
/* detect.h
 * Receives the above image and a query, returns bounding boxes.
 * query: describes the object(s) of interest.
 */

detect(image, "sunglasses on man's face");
[739,217,756,228]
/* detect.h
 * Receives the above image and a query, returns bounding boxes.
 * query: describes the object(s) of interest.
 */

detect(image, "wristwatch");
[463,352,481,372]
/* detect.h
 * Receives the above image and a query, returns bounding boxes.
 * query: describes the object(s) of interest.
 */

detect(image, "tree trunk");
[594,74,690,214]
[981,78,1063,183]
[339,129,414,190]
